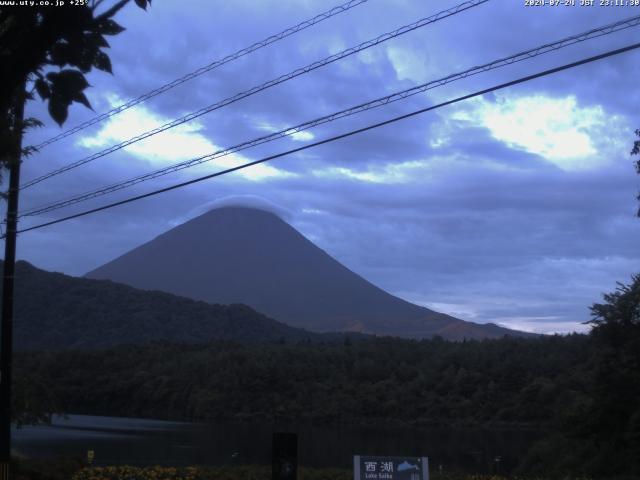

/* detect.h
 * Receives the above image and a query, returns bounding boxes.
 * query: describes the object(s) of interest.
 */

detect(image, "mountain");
[1,260,329,351]
[86,206,531,340]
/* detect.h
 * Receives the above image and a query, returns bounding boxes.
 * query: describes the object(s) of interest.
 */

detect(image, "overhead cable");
[20,14,640,217]
[33,0,370,150]
[12,41,640,237]
[21,0,489,189]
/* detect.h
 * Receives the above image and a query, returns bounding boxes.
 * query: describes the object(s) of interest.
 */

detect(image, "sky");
[11,0,640,334]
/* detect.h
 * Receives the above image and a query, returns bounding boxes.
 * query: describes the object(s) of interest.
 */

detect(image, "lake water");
[13,414,542,474]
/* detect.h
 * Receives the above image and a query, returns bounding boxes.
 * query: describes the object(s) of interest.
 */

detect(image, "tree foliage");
[589,274,640,332]
[0,0,151,168]
[585,275,640,476]
[0,0,150,424]
[16,335,593,428]
[523,275,640,478]
[633,129,640,216]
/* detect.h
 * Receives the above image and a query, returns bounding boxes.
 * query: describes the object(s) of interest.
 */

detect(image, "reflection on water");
[13,415,541,474]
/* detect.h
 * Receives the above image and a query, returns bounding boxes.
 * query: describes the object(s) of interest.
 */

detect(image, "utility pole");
[0,81,26,480]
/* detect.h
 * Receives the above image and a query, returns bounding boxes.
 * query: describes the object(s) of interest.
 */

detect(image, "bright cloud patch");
[495,317,590,335]
[290,130,315,142]
[386,45,429,84]
[480,95,601,164]
[313,160,429,184]
[77,96,215,162]
[413,298,589,334]
[78,95,292,181]
[450,94,616,171]
[255,120,315,143]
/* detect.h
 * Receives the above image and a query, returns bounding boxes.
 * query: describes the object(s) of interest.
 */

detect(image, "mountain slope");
[86,207,530,339]
[1,260,324,351]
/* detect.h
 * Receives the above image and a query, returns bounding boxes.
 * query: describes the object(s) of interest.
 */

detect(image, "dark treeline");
[16,335,591,428]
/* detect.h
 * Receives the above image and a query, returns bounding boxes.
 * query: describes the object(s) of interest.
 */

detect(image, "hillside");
[87,206,532,340]
[1,260,324,350]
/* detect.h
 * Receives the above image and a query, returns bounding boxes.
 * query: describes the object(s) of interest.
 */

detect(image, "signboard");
[354,456,429,480]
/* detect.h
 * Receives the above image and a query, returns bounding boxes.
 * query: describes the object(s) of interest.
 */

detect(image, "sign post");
[272,432,297,480]
[354,456,429,480]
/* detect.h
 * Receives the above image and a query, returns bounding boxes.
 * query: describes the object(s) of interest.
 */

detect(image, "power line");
[11,41,640,238]
[33,0,370,150]
[20,0,489,190]
[20,14,640,218]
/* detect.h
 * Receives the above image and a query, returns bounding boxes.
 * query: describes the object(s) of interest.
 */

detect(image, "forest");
[16,335,590,427]
[7,272,640,478]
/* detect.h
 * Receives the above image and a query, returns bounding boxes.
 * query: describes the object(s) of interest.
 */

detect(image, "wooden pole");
[0,81,25,480]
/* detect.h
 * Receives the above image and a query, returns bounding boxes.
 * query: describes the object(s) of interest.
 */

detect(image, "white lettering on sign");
[354,455,429,480]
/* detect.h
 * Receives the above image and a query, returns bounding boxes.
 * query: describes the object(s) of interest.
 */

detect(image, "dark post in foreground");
[0,82,25,480]
[272,432,298,480]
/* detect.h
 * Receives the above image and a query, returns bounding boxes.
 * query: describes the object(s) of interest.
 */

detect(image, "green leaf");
[97,19,125,36]
[77,48,95,73]
[45,69,93,120]
[632,129,640,156]
[49,42,75,67]
[48,98,68,126]
[134,0,148,10]
[21,145,39,158]
[73,92,93,110]
[23,117,44,129]
[35,78,51,101]
[54,69,90,94]
[89,32,110,49]
[93,51,112,74]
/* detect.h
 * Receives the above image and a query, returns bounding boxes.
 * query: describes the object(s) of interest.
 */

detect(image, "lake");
[12,414,542,474]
